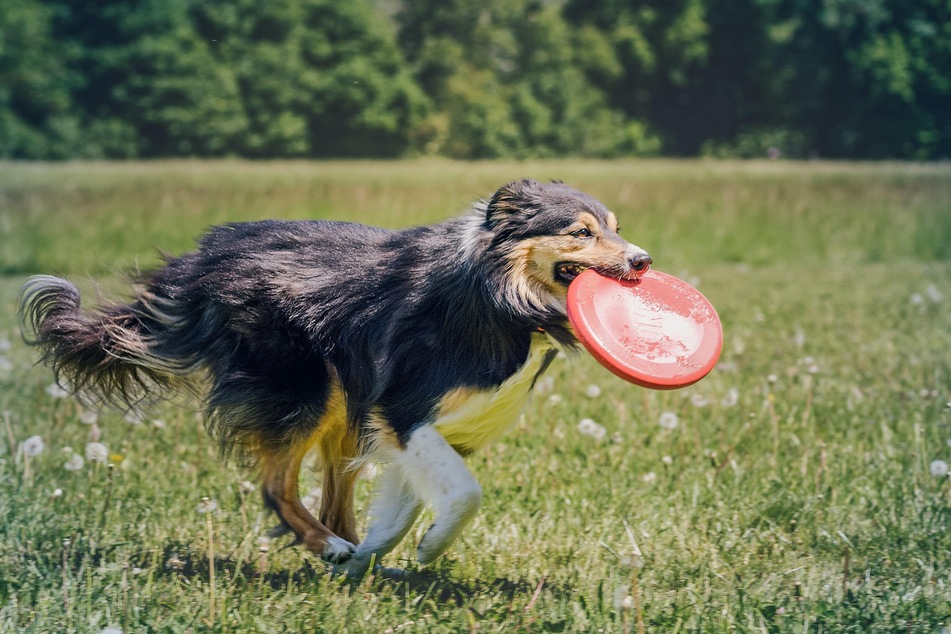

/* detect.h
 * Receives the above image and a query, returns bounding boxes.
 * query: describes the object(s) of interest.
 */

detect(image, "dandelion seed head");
[45,382,70,399]
[722,388,739,407]
[910,293,924,305]
[642,471,657,483]
[925,284,943,303]
[577,418,607,441]
[64,454,85,471]
[930,460,949,477]
[151,419,166,429]
[547,394,563,405]
[690,394,709,407]
[534,376,555,393]
[85,442,108,463]
[658,412,679,430]
[100,627,123,634]
[661,455,673,465]
[196,497,219,514]
[585,384,602,399]
[239,480,256,494]
[78,409,98,425]
[22,435,44,457]
[52,488,63,498]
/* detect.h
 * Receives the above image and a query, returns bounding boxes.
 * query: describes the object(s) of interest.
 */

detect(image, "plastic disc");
[566,269,723,389]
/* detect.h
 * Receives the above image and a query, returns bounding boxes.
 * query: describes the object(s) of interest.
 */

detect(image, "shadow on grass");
[139,541,555,608]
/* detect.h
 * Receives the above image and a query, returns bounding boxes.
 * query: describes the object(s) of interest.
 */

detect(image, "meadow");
[0,159,949,633]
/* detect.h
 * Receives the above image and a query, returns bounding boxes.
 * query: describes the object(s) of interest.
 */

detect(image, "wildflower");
[45,382,70,399]
[721,388,739,407]
[641,472,657,483]
[661,455,673,465]
[690,394,709,407]
[585,384,602,399]
[547,394,563,405]
[793,329,806,348]
[658,412,679,430]
[100,627,123,634]
[926,284,943,303]
[534,376,554,393]
[52,488,63,498]
[767,374,778,383]
[64,454,85,471]
[910,293,924,305]
[196,498,219,514]
[151,419,166,429]
[78,409,98,425]
[577,418,607,441]
[930,460,949,477]
[239,480,256,494]
[89,423,101,442]
[85,442,108,463]
[22,435,45,457]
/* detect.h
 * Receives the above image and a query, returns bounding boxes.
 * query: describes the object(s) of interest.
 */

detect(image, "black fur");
[19,180,628,465]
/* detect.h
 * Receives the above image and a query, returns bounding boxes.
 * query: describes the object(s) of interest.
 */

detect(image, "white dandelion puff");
[925,284,943,303]
[151,419,166,430]
[78,409,98,425]
[100,627,123,634]
[64,454,85,471]
[793,329,806,348]
[641,472,657,483]
[658,412,679,430]
[547,394,563,405]
[124,410,145,425]
[930,460,949,477]
[52,488,63,498]
[534,376,555,393]
[239,480,256,494]
[661,455,673,465]
[577,418,607,441]
[196,498,219,514]
[22,435,45,457]
[45,382,70,399]
[690,394,709,407]
[721,388,739,407]
[910,293,924,306]
[584,384,602,399]
[85,442,108,463]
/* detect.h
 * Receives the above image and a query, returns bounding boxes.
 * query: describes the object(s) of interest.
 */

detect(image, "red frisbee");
[566,269,723,389]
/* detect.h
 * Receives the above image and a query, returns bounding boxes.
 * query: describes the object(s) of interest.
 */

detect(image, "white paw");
[321,536,356,564]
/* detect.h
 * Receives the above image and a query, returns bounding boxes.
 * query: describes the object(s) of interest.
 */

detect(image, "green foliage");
[0,0,948,158]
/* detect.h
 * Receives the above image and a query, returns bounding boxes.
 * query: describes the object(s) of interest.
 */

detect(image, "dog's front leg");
[337,463,423,577]
[399,425,483,566]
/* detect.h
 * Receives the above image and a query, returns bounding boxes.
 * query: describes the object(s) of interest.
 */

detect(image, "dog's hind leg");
[398,425,483,566]
[260,444,356,564]
[337,463,423,577]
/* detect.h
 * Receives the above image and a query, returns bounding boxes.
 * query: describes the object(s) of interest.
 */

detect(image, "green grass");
[0,160,949,632]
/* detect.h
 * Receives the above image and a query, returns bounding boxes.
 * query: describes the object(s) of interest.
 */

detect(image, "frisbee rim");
[566,269,723,390]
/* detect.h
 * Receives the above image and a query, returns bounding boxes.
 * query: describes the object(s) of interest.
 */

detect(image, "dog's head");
[483,179,651,312]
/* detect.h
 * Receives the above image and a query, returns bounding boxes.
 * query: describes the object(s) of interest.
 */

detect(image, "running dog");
[19,179,651,576]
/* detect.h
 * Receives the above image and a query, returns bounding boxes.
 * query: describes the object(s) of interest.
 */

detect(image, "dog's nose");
[629,253,652,272]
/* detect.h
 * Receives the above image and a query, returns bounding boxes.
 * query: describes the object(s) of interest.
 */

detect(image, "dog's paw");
[320,536,356,564]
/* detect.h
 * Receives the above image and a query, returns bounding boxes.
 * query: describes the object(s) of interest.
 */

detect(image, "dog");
[19,179,651,576]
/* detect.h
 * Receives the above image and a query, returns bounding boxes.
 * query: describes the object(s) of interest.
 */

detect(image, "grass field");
[0,160,949,633]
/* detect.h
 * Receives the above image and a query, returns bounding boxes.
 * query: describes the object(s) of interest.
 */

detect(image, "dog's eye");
[571,228,593,238]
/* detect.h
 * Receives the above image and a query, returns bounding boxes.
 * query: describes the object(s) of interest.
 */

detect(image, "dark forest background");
[1,0,948,160]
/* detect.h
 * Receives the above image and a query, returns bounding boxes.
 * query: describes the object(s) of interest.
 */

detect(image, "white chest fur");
[434,333,556,452]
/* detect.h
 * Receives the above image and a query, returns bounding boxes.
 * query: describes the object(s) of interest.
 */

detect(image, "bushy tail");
[18,275,193,408]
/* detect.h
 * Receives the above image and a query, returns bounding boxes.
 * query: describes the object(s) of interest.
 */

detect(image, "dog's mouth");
[554,261,650,285]
[554,262,589,284]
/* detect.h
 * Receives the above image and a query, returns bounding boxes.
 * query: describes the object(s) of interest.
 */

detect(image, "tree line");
[1,0,948,160]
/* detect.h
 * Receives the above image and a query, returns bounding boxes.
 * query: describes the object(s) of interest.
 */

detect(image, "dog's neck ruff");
[432,331,557,453]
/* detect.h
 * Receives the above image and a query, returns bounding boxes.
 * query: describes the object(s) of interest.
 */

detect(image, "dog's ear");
[486,179,540,227]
